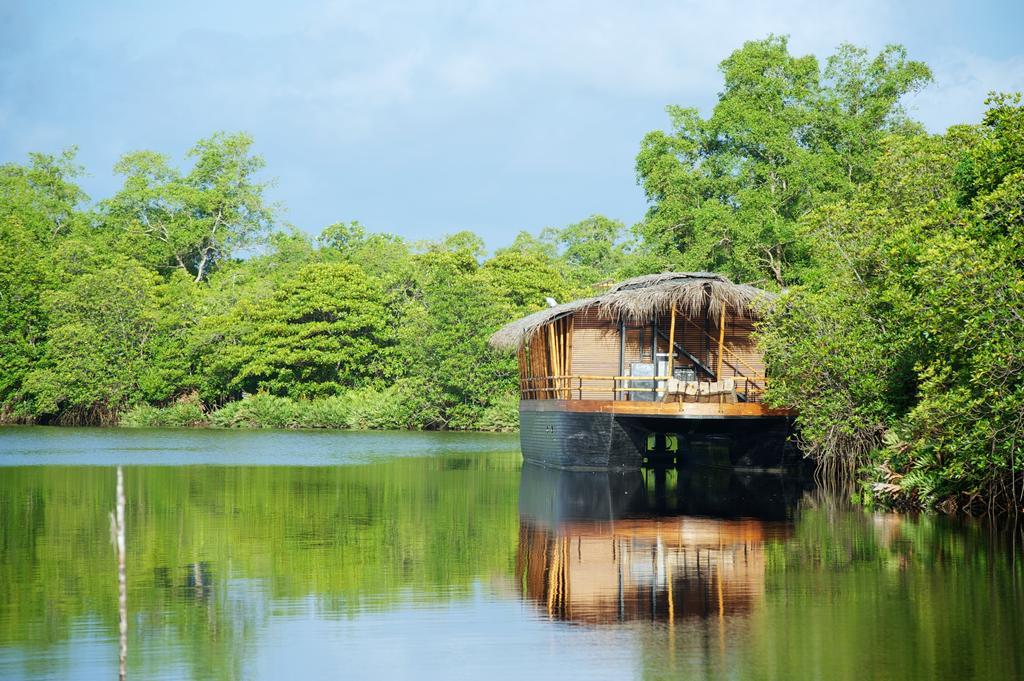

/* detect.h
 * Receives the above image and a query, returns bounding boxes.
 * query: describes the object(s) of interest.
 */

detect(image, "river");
[0,427,1021,680]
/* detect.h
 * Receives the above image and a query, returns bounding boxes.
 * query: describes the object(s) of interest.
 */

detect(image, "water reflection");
[181,562,214,601]
[0,454,523,681]
[516,465,804,624]
[113,466,127,681]
[0,430,1021,681]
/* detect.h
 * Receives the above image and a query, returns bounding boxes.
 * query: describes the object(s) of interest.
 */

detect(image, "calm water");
[0,427,1021,681]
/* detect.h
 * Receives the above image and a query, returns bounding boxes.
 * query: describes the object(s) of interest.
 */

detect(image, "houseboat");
[489,272,796,470]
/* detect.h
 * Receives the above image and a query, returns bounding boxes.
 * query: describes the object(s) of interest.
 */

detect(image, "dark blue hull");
[519,403,798,471]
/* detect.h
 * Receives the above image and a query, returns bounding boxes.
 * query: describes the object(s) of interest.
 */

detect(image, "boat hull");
[519,400,797,471]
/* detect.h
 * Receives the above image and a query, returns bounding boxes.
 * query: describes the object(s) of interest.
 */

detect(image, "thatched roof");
[489,272,773,351]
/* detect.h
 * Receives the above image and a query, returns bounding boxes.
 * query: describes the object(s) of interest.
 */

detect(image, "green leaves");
[104,132,274,281]
[196,262,392,400]
[21,255,170,422]
[636,36,931,287]
[757,93,1024,513]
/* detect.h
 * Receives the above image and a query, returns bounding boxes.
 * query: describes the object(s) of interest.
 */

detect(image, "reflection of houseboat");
[516,464,794,622]
[516,465,796,625]
[490,273,796,470]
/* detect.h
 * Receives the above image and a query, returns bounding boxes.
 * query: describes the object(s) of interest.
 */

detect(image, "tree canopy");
[635,36,931,286]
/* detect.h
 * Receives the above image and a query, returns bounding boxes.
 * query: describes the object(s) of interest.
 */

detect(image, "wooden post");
[517,347,528,398]
[704,301,711,369]
[618,319,625,400]
[560,319,568,398]
[548,324,559,399]
[565,318,574,399]
[716,303,726,380]
[667,305,677,382]
[651,315,658,398]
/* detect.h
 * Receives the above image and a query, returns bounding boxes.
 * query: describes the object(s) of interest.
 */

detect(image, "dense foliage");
[630,36,1022,513]
[758,94,1024,514]
[636,36,931,286]
[0,134,631,429]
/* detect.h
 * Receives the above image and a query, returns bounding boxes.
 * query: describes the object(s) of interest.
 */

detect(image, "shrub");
[120,398,207,427]
[294,395,355,429]
[475,393,519,432]
[119,384,513,432]
[208,393,299,429]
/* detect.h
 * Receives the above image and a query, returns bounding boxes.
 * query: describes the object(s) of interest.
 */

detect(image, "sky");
[1,0,1022,249]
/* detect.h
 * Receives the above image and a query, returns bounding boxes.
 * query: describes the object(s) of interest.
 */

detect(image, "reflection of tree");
[515,463,1024,680]
[0,453,520,681]
[631,504,1024,681]
[111,466,127,681]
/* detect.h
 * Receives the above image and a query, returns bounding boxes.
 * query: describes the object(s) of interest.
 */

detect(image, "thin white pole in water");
[114,466,127,681]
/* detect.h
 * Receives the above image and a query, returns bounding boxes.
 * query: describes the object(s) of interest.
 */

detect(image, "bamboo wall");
[520,316,573,399]
[564,308,618,400]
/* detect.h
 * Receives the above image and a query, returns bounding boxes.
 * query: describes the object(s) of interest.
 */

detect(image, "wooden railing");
[520,374,769,403]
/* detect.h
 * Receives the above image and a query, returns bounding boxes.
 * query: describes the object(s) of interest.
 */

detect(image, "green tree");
[390,233,513,429]
[760,94,1024,513]
[540,214,633,287]
[482,249,573,310]
[636,36,931,286]
[0,151,88,417]
[21,246,174,423]
[194,262,393,400]
[104,132,274,282]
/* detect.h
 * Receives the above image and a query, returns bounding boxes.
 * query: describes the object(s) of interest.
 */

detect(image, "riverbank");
[118,392,519,432]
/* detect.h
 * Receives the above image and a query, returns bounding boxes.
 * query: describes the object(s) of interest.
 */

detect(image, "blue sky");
[2,1,1022,249]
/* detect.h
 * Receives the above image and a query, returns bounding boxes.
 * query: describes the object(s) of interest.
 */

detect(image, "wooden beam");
[517,347,528,397]
[716,303,727,379]
[666,305,677,382]
[548,323,560,399]
[656,328,714,379]
[618,319,625,400]
[561,320,568,398]
[519,398,795,418]
[565,318,574,399]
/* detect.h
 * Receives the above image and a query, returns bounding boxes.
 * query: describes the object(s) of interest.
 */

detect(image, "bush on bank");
[119,390,520,432]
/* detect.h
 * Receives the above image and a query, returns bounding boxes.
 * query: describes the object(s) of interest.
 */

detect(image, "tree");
[760,94,1024,513]
[635,36,931,286]
[483,249,573,310]
[0,151,88,417]
[194,262,393,400]
[21,248,170,423]
[104,132,274,282]
[540,214,633,286]
[402,241,513,429]
[0,148,87,241]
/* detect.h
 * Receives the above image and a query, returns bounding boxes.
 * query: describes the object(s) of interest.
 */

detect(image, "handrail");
[519,373,769,402]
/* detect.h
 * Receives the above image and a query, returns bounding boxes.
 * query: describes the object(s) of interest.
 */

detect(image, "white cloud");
[2,0,1021,243]
[288,0,897,107]
[912,49,1024,131]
